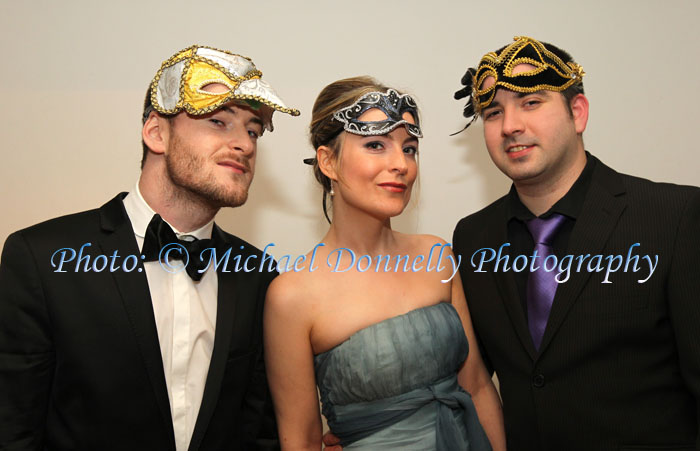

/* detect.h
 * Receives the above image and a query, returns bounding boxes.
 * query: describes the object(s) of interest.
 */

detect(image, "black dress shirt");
[506,153,596,316]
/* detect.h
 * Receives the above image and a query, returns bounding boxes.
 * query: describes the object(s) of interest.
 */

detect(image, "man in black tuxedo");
[0,45,299,450]
[452,37,700,450]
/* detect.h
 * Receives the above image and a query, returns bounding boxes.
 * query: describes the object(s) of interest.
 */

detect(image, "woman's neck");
[322,207,398,255]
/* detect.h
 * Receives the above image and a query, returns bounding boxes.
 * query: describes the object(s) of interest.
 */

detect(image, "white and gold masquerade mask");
[147,45,299,131]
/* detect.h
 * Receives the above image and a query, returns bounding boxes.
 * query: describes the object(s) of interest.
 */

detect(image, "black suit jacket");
[453,156,700,451]
[0,194,278,451]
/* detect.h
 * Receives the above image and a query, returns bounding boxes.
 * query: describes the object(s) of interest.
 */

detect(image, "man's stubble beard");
[165,134,252,209]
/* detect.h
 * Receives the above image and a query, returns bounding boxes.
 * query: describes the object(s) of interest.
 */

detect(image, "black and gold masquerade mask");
[454,36,585,130]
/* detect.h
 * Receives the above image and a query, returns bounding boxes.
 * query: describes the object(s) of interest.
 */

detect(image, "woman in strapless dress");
[264,76,505,450]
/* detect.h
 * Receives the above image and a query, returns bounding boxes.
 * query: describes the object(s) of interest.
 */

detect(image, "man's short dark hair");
[141,86,172,169]
[538,42,585,115]
[141,87,151,169]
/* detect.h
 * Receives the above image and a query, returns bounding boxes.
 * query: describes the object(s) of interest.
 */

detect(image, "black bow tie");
[141,214,215,281]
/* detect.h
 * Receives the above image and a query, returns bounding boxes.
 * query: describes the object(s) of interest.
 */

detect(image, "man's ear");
[317,145,338,181]
[142,112,169,155]
[570,93,589,134]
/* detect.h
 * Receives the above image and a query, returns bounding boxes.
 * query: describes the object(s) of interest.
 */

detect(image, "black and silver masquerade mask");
[333,88,422,138]
[302,88,422,166]
[454,36,585,130]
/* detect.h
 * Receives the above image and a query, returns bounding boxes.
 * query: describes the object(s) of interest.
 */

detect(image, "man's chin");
[190,185,249,209]
[225,196,248,208]
[211,192,249,209]
[209,178,252,207]
[511,171,548,187]
[496,158,541,181]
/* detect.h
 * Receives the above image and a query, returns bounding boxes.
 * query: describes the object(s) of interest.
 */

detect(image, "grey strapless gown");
[314,302,492,450]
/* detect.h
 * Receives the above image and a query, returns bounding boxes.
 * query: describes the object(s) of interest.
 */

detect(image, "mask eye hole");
[480,75,496,91]
[357,108,389,122]
[401,111,417,126]
[198,81,232,95]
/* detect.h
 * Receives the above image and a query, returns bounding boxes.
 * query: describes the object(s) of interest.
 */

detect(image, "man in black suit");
[0,45,299,450]
[452,36,700,450]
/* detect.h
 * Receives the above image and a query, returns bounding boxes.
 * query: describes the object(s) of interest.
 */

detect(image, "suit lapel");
[97,194,176,449]
[538,160,627,354]
[487,201,539,361]
[189,225,242,450]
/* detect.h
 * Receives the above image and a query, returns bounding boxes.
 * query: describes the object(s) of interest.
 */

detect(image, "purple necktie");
[525,213,566,350]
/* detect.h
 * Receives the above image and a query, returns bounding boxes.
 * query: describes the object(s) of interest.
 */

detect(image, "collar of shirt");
[122,180,215,247]
[121,180,219,450]
[507,151,597,223]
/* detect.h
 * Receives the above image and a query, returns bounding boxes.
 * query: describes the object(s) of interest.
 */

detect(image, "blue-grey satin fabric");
[314,302,492,450]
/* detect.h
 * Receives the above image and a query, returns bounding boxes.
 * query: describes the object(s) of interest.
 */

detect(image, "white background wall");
[1,0,698,259]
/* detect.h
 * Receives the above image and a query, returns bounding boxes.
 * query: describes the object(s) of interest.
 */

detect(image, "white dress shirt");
[122,183,218,451]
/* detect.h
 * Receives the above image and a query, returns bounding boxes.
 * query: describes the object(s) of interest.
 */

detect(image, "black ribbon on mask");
[452,67,478,135]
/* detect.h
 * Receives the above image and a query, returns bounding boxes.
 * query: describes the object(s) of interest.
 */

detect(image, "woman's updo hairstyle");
[308,76,391,222]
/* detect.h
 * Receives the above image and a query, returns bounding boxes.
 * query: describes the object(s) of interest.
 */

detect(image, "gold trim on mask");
[148,45,299,131]
[473,36,585,113]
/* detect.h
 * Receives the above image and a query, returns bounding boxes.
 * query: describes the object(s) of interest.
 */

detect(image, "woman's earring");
[330,187,335,197]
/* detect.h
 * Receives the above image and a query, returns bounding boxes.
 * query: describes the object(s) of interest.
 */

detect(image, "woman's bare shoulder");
[265,250,336,317]
[266,267,314,312]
